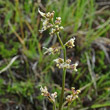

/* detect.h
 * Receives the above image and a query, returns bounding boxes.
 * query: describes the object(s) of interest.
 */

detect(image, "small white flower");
[66,59,71,64]
[43,47,59,55]
[58,63,70,69]
[66,87,80,103]
[56,17,61,20]
[50,28,56,35]
[38,9,46,17]
[51,92,57,102]
[43,47,53,55]
[70,62,78,71]
[65,38,75,48]
[43,19,49,28]
[46,12,51,18]
[55,17,61,25]
[40,86,49,96]
[39,19,50,33]
[54,58,64,64]
[38,9,54,19]
[76,90,81,94]
[59,26,64,30]
[66,94,73,102]
[55,25,59,28]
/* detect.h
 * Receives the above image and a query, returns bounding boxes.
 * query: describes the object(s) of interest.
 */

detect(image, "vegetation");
[0,0,110,110]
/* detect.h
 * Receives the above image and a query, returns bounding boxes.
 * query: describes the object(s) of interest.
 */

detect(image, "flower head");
[39,19,53,33]
[50,26,64,35]
[43,47,60,55]
[54,58,78,71]
[70,62,78,71]
[58,63,70,69]
[40,86,49,96]
[40,86,57,103]
[39,9,64,34]
[65,38,75,48]
[50,92,57,102]
[55,17,61,25]
[38,9,54,33]
[54,58,64,64]
[66,87,81,103]
[38,9,55,19]
[66,59,71,64]
[66,94,73,102]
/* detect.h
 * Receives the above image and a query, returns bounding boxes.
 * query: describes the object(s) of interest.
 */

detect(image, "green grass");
[0,0,110,109]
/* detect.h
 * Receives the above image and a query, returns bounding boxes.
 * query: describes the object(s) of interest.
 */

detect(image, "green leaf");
[91,102,110,108]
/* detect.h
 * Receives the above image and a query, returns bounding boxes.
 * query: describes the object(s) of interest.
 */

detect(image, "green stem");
[56,33,66,62]
[56,32,66,110]
[67,103,71,110]
[59,68,66,110]
[53,103,56,110]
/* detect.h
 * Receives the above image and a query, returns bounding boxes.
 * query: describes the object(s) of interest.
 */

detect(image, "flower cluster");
[40,86,57,103]
[39,9,80,109]
[54,58,78,71]
[65,38,75,48]
[38,9,54,32]
[50,24,64,35]
[66,87,81,103]
[43,46,60,55]
[38,9,63,34]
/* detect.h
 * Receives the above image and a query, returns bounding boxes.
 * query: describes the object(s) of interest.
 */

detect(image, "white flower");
[76,90,81,94]
[38,9,46,17]
[43,47,53,55]
[66,94,73,102]
[59,26,64,30]
[56,17,61,20]
[38,9,54,19]
[50,28,56,35]
[55,17,61,25]
[65,38,75,48]
[43,47,59,55]
[66,87,81,103]
[51,92,57,102]
[54,58,78,70]
[43,19,49,28]
[40,86,49,96]
[70,62,78,71]
[58,63,70,69]
[54,58,64,64]
[66,59,71,64]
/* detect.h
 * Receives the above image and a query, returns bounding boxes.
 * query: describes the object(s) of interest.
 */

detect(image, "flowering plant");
[38,9,80,110]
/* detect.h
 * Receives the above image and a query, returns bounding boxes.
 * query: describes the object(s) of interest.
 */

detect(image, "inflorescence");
[39,9,80,109]
[66,87,81,103]
[40,86,57,103]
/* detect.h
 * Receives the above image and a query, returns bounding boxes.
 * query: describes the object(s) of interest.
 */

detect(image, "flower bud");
[55,17,61,25]
[59,26,64,30]
[66,59,71,64]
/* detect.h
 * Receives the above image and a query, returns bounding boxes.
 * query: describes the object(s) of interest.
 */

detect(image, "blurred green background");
[0,0,110,110]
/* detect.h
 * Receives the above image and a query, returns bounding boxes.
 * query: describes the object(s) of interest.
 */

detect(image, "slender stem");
[53,103,56,110]
[59,68,66,110]
[56,33,66,62]
[67,103,71,110]
[56,33,64,48]
[56,32,66,110]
